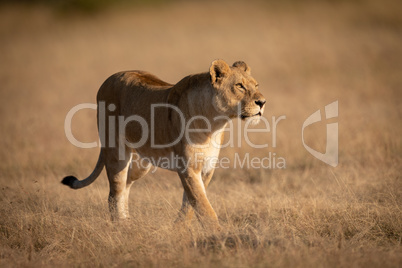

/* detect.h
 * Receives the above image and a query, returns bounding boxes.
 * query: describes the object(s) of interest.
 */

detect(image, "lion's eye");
[236,83,246,92]
[255,84,259,89]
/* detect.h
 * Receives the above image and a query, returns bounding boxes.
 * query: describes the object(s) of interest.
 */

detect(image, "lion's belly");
[133,148,181,171]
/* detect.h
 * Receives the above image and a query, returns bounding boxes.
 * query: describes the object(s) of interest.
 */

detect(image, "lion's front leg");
[175,192,195,224]
[176,169,215,225]
[177,168,219,230]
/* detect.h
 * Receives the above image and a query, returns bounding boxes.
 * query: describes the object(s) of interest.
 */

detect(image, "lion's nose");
[255,99,266,108]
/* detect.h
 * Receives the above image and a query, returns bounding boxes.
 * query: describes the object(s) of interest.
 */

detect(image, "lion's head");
[210,59,266,125]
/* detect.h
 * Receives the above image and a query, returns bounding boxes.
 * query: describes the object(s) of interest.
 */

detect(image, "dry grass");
[0,0,401,267]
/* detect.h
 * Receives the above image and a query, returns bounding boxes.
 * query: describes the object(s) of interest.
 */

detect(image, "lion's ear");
[210,59,231,84]
[232,61,251,75]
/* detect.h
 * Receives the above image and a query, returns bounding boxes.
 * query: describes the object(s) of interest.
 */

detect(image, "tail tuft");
[61,176,78,189]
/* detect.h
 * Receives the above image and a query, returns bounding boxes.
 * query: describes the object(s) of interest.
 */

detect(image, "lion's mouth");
[240,111,262,120]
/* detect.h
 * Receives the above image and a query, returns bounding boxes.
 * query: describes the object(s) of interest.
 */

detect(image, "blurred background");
[0,0,401,266]
[0,0,400,172]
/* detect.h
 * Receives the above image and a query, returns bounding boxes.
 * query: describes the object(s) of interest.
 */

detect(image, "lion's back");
[97,71,173,110]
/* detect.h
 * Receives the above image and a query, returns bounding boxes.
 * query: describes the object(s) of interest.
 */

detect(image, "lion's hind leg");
[104,149,133,221]
[124,153,152,218]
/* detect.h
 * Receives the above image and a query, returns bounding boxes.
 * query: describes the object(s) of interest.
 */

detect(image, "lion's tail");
[61,149,105,189]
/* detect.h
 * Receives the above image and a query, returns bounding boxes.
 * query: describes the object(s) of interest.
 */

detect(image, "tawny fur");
[62,60,266,229]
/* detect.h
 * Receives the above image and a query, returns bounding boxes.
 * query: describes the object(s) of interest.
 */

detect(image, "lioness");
[62,60,265,229]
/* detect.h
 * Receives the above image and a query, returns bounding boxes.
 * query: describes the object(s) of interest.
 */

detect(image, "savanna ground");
[0,0,401,267]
